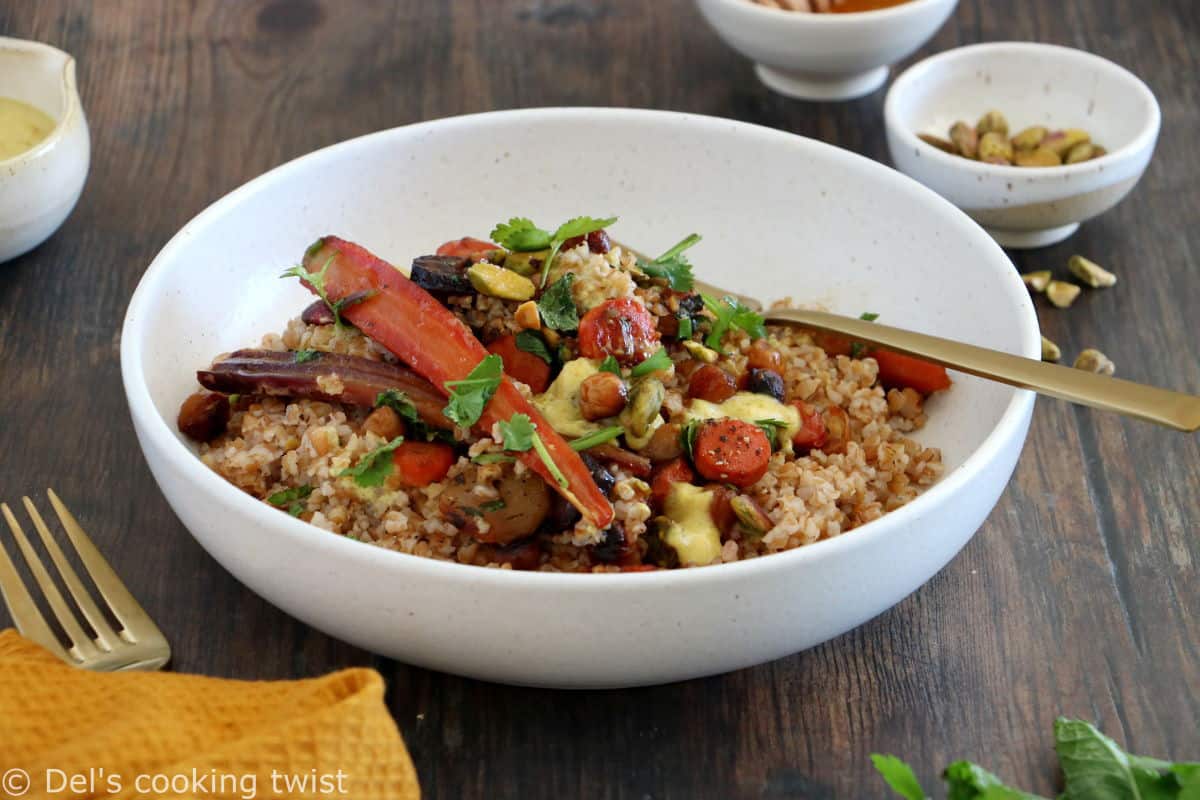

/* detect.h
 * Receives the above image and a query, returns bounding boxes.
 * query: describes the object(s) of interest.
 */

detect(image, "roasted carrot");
[487,334,551,394]
[650,457,695,504]
[691,418,772,488]
[298,236,614,528]
[392,442,456,488]
[869,349,952,394]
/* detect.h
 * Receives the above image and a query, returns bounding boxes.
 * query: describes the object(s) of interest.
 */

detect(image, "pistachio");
[1046,280,1082,308]
[1013,147,1062,168]
[1073,348,1115,376]
[501,249,549,277]
[976,110,1009,137]
[918,133,957,154]
[682,340,720,363]
[949,121,979,159]
[978,131,1014,164]
[1011,126,1048,151]
[1043,129,1090,158]
[1090,146,1107,159]
[619,377,665,439]
[1041,336,1062,362]
[467,262,535,301]
[1067,255,1117,289]
[730,494,772,536]
[1021,270,1052,293]
[1064,142,1097,164]
[515,300,541,330]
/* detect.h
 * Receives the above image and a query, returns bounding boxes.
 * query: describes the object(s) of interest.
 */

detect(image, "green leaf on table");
[442,354,504,428]
[943,761,1048,800]
[337,436,404,488]
[1055,717,1182,800]
[871,754,927,800]
[538,273,579,331]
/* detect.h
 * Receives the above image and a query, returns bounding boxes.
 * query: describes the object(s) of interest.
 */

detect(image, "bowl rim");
[885,41,1162,179]
[709,0,951,23]
[0,36,81,168]
[121,106,1039,589]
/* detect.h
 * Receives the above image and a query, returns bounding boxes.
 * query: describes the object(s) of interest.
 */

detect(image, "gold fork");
[0,490,170,671]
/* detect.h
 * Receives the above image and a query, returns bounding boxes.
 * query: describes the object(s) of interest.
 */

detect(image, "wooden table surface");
[2,1,1197,797]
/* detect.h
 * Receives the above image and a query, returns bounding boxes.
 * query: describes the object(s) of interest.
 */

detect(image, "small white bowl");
[885,42,1160,249]
[0,37,90,264]
[696,0,959,101]
[123,108,1038,688]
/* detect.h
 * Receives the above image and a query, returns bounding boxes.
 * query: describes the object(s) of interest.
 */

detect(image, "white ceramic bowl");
[695,0,958,101]
[122,108,1038,688]
[886,42,1160,249]
[0,37,90,264]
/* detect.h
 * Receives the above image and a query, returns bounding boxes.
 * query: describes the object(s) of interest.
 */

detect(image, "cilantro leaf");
[871,754,927,800]
[631,347,672,378]
[860,311,880,321]
[293,349,320,364]
[337,436,405,488]
[599,355,622,375]
[754,418,789,450]
[442,354,504,428]
[267,484,313,517]
[942,761,1046,800]
[496,413,537,452]
[568,426,624,451]
[515,330,554,365]
[680,419,701,460]
[538,273,579,331]
[376,389,421,426]
[282,251,339,323]
[637,233,700,291]
[539,215,619,286]
[490,217,552,252]
[702,294,766,351]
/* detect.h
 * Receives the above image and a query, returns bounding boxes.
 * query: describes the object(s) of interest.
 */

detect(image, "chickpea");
[579,372,628,421]
[746,340,783,372]
[362,405,404,440]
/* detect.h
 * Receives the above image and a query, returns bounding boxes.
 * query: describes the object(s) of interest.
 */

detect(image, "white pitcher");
[0,37,90,264]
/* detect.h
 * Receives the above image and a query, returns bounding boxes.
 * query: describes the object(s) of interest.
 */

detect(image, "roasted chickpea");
[746,340,783,372]
[687,364,737,404]
[362,405,404,440]
[579,372,628,421]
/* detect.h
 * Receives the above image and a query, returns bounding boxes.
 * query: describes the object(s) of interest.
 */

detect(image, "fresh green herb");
[490,217,553,252]
[267,484,313,517]
[496,413,537,452]
[538,273,580,331]
[293,349,320,364]
[531,432,568,488]
[678,315,694,339]
[442,354,504,428]
[631,347,672,378]
[599,355,622,375]
[873,718,1200,800]
[282,251,339,323]
[337,436,405,488]
[680,419,702,461]
[479,499,507,513]
[636,233,700,291]
[375,390,453,443]
[860,311,880,322]
[850,312,880,358]
[702,294,766,351]
[568,426,625,451]
[540,215,619,286]
[471,452,516,465]
[870,755,927,800]
[754,418,789,450]
[515,330,554,366]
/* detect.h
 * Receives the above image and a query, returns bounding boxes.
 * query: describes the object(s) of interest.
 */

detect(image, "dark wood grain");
[1,1,1197,797]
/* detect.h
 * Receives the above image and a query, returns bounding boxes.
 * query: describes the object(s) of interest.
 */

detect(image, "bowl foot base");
[754,64,889,101]
[985,222,1080,249]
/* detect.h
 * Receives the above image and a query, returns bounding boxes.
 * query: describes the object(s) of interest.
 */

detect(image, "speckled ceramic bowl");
[123,108,1038,687]
[886,42,1160,248]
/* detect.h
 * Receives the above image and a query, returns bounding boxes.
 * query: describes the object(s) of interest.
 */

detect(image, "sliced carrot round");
[691,419,771,488]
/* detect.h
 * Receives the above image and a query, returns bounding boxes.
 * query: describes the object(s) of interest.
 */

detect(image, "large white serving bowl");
[695,0,959,101]
[886,42,1160,249]
[122,108,1039,688]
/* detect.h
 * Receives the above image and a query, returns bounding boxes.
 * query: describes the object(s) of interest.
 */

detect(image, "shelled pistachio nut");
[976,110,1009,137]
[918,133,957,154]
[1046,280,1082,308]
[1041,336,1062,362]
[1022,270,1052,292]
[949,121,979,159]
[1014,147,1062,168]
[1074,348,1115,376]
[1068,255,1117,288]
[1011,126,1048,151]
[978,131,1014,164]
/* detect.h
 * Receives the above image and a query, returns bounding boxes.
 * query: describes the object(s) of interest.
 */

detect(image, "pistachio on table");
[1041,336,1062,363]
[1046,280,1082,308]
[1067,255,1117,288]
[1074,348,1115,376]
[1022,270,1052,292]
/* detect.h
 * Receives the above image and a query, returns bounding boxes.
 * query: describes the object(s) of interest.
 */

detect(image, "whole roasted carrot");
[296,236,615,529]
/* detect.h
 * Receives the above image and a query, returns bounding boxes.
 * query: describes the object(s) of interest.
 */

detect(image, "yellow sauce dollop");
[0,97,56,160]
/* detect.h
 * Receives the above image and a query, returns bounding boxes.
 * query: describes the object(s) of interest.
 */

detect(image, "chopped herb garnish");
[442,354,504,428]
[531,431,568,488]
[281,252,377,330]
[496,413,537,452]
[636,233,700,291]
[490,217,553,252]
[267,484,313,517]
[755,418,789,450]
[515,330,554,366]
[850,312,879,358]
[678,315,694,339]
[630,347,672,378]
[337,436,405,488]
[293,349,320,364]
[376,390,453,443]
[680,419,702,460]
[568,426,624,451]
[471,452,516,465]
[599,355,622,375]
[540,215,619,286]
[860,311,880,322]
[479,499,507,513]
[702,294,766,352]
[538,273,580,331]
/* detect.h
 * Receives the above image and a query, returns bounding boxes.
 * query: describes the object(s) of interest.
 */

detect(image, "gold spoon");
[621,241,1199,431]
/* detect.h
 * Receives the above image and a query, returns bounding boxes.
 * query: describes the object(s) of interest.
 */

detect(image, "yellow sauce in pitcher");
[0,97,57,160]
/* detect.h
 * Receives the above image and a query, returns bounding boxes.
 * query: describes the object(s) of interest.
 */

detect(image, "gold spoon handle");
[767,308,1200,432]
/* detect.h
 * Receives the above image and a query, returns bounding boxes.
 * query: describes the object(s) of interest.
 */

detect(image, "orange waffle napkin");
[0,629,420,799]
